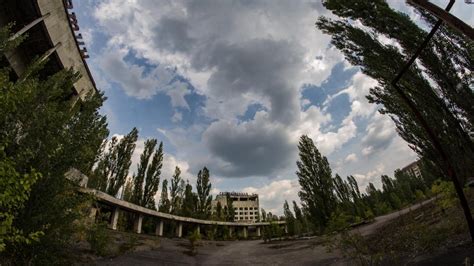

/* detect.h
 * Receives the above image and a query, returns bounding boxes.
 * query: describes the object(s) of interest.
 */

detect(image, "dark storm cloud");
[202,117,296,177]
[191,39,305,124]
[154,17,194,53]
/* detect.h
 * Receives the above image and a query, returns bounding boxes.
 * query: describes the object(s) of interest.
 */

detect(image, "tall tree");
[0,26,109,262]
[158,179,170,213]
[317,0,474,239]
[226,195,235,222]
[170,166,183,215]
[333,174,351,206]
[196,167,212,219]
[90,128,138,197]
[106,128,138,197]
[182,181,198,217]
[131,139,163,208]
[122,178,133,202]
[261,208,267,222]
[296,135,336,232]
[293,201,308,233]
[283,200,296,235]
[216,201,223,220]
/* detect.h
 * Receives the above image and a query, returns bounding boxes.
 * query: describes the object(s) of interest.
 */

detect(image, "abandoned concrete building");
[212,192,260,222]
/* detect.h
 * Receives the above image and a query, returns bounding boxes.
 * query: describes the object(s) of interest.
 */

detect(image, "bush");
[188,229,201,255]
[87,222,110,256]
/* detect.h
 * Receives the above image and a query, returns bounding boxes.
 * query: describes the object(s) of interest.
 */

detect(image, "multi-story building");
[401,160,422,179]
[212,192,260,223]
[0,0,96,103]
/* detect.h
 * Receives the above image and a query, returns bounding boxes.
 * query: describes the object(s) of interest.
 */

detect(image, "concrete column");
[243,226,248,239]
[39,42,62,63]
[284,224,288,234]
[196,224,200,235]
[176,222,183,238]
[9,13,51,41]
[155,220,164,236]
[109,207,119,230]
[256,226,261,237]
[229,226,233,237]
[133,214,144,234]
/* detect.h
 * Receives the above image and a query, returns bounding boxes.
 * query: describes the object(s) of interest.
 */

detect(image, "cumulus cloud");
[344,153,358,163]
[243,179,300,215]
[361,113,397,157]
[88,0,421,207]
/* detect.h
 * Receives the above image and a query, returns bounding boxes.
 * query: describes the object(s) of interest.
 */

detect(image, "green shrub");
[87,222,110,256]
[188,229,201,255]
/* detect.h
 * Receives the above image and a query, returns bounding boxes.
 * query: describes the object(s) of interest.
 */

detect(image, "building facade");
[401,160,422,179]
[212,192,260,223]
[0,0,96,102]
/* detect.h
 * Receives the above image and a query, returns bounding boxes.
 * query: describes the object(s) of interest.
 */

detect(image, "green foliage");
[283,200,296,235]
[225,195,235,222]
[170,167,183,214]
[0,25,108,263]
[0,150,42,252]
[182,181,198,217]
[188,229,201,255]
[262,222,284,242]
[431,180,457,210]
[196,167,212,219]
[90,128,138,197]
[87,222,110,256]
[158,179,171,213]
[317,0,474,186]
[131,139,163,209]
[0,24,26,52]
[261,208,267,222]
[326,211,351,233]
[326,231,385,265]
[296,135,336,232]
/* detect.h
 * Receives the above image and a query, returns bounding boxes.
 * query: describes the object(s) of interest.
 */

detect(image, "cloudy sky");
[73,0,473,214]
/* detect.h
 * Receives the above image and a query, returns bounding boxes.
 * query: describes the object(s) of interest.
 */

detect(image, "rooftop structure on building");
[212,192,260,223]
[0,0,96,102]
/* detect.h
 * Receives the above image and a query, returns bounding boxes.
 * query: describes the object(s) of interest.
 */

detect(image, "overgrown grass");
[325,183,474,264]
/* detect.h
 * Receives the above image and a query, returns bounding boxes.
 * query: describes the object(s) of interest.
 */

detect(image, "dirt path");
[93,237,342,265]
[353,198,436,236]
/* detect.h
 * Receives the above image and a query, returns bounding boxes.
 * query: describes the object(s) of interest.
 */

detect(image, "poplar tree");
[226,195,235,222]
[131,139,163,208]
[293,201,308,234]
[158,179,170,213]
[90,128,138,197]
[261,208,267,222]
[182,181,198,217]
[170,166,183,214]
[283,200,296,235]
[216,201,223,220]
[296,135,336,232]
[196,167,212,219]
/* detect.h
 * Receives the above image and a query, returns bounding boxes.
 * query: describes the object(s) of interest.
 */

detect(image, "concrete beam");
[133,214,144,234]
[79,187,286,228]
[155,220,164,236]
[109,207,119,230]
[176,222,183,238]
